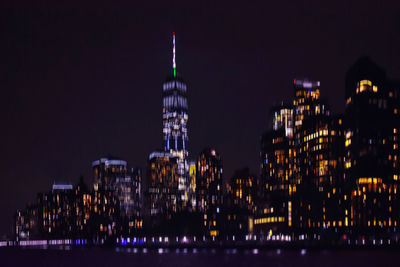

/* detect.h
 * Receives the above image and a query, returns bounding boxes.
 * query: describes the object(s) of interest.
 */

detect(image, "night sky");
[1,1,400,235]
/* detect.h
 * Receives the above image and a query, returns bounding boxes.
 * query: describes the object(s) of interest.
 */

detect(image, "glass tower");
[162,33,189,198]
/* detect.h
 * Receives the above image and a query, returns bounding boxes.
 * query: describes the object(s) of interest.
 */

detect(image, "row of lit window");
[356,80,378,94]
[358,177,383,185]
[254,216,285,225]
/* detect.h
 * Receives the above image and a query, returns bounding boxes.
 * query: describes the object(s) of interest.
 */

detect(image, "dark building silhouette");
[344,57,400,234]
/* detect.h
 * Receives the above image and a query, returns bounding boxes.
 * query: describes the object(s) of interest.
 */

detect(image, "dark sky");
[1,1,400,235]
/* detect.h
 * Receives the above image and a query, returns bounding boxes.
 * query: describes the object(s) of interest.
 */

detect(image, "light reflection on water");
[113,247,309,256]
[1,248,399,267]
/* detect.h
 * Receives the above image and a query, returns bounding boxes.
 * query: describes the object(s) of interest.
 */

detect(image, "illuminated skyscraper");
[196,148,223,212]
[115,168,141,218]
[225,168,256,236]
[92,156,128,191]
[115,168,143,234]
[258,103,295,233]
[196,148,223,235]
[294,114,346,231]
[230,168,256,212]
[292,79,346,232]
[145,151,179,228]
[344,57,400,233]
[162,33,189,202]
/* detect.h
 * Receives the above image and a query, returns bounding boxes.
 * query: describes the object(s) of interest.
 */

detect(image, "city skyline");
[13,57,400,244]
[2,1,400,237]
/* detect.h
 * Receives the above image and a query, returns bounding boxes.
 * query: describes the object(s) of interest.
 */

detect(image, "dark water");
[0,247,398,267]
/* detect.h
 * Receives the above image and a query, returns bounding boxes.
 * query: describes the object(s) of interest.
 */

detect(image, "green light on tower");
[174,68,176,77]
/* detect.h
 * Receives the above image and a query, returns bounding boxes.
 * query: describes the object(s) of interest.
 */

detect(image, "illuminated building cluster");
[15,159,142,243]
[257,77,352,235]
[257,57,400,241]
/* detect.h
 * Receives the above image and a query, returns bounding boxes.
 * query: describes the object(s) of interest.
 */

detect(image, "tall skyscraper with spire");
[162,33,189,202]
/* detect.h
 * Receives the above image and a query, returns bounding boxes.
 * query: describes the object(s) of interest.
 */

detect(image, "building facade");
[115,167,142,234]
[145,151,179,228]
[258,103,295,233]
[344,57,400,235]
[92,156,128,191]
[196,148,223,235]
[162,33,189,204]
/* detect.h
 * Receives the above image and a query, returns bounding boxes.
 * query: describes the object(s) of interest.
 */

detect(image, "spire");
[173,32,176,77]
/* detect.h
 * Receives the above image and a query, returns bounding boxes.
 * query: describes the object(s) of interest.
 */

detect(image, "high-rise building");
[162,33,189,202]
[230,168,256,212]
[72,177,92,239]
[196,148,223,235]
[92,156,142,233]
[292,79,346,233]
[92,156,128,191]
[258,103,295,233]
[294,114,346,231]
[115,168,141,218]
[37,182,75,238]
[91,188,120,242]
[225,168,256,236]
[115,168,143,233]
[145,151,179,227]
[344,57,400,233]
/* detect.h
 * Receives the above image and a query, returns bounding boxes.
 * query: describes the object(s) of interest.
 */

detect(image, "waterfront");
[1,247,399,267]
